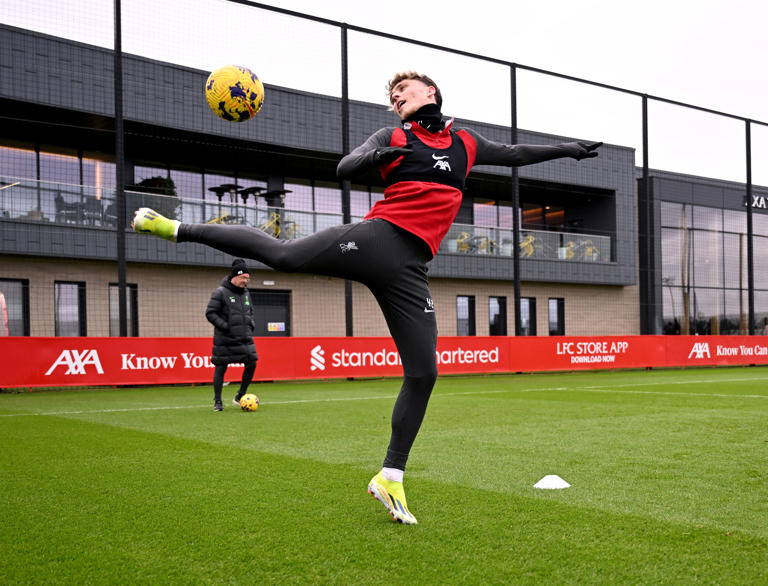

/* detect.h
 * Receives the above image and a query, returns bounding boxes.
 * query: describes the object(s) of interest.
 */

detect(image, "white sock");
[172,220,180,238]
[382,467,403,483]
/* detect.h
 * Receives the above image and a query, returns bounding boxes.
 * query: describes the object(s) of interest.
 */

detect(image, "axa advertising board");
[2,335,768,388]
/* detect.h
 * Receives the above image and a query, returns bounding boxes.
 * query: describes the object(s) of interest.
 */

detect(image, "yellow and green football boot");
[367,472,418,525]
[132,207,179,242]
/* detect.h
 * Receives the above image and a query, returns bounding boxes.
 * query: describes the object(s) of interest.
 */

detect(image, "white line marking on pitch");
[0,380,765,418]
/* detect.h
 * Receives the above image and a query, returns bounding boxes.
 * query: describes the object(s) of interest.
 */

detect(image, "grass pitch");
[1,368,766,584]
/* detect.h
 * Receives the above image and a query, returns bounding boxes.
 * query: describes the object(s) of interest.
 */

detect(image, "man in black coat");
[205,258,258,411]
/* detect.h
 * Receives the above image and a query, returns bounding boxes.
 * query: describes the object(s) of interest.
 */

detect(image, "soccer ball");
[239,393,260,412]
[205,65,264,122]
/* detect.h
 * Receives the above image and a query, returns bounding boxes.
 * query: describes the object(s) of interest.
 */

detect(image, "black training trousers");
[213,359,257,403]
[179,218,438,470]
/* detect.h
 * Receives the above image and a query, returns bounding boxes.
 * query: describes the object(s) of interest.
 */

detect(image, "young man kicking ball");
[133,71,600,524]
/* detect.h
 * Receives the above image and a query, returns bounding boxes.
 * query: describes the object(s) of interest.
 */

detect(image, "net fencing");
[1,0,767,339]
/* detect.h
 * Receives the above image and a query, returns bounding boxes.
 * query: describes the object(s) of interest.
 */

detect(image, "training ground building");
[2,23,768,340]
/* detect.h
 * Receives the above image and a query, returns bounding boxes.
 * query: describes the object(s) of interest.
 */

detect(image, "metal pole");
[641,95,652,334]
[114,0,128,336]
[510,65,522,336]
[746,120,755,334]
[340,24,353,337]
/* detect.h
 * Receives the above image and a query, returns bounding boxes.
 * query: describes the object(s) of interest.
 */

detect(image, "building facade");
[0,24,765,339]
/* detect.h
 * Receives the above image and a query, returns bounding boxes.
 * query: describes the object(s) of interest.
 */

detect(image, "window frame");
[457,295,476,336]
[54,281,87,337]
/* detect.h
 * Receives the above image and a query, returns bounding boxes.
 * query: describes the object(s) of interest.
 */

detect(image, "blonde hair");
[386,71,442,109]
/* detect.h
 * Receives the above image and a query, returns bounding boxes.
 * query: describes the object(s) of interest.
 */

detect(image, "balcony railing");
[0,176,611,262]
[439,223,611,263]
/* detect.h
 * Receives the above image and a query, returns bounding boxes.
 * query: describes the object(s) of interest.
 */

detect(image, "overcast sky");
[4,0,768,183]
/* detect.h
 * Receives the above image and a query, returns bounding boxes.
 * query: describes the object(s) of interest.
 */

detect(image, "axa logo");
[45,349,104,376]
[310,345,325,371]
[432,153,451,172]
[688,342,711,359]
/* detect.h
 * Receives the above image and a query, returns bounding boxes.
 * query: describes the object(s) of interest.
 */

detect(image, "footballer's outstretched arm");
[466,128,601,167]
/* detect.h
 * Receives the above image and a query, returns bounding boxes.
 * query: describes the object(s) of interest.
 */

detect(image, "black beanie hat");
[229,258,249,278]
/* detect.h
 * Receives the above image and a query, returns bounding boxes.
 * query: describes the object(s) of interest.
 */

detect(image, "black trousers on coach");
[213,359,257,403]
[179,218,438,470]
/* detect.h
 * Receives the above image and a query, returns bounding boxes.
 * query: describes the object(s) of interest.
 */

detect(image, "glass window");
[660,201,692,229]
[473,198,497,227]
[722,209,746,234]
[693,229,723,288]
[170,169,204,223]
[754,290,768,334]
[753,213,768,237]
[350,185,371,219]
[690,287,722,335]
[661,200,768,335]
[661,227,689,288]
[203,172,237,201]
[370,187,385,206]
[232,176,267,226]
[498,201,515,229]
[283,178,313,211]
[55,282,86,337]
[109,284,139,336]
[314,181,342,215]
[722,233,748,291]
[548,298,564,335]
[135,165,168,186]
[0,279,29,336]
[520,297,537,336]
[722,288,747,335]
[0,143,37,180]
[39,149,79,185]
[170,169,203,200]
[753,235,768,290]
[521,203,565,230]
[489,296,507,336]
[661,284,683,335]
[543,205,565,229]
[522,202,543,229]
[81,155,116,191]
[693,206,723,232]
[456,295,476,336]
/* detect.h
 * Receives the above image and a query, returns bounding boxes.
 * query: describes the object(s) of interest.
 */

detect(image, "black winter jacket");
[205,277,258,366]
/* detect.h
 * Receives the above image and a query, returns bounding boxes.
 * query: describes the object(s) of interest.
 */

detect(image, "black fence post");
[114,0,128,337]
[746,120,755,335]
[340,23,353,337]
[510,64,521,336]
[638,94,657,334]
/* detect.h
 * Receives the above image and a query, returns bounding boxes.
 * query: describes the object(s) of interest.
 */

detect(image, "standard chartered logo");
[308,344,499,371]
[310,345,326,371]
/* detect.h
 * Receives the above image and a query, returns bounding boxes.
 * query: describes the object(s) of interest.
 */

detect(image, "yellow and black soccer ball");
[239,393,260,412]
[205,65,264,122]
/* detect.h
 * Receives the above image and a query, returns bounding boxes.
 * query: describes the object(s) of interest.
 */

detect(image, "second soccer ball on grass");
[239,393,260,412]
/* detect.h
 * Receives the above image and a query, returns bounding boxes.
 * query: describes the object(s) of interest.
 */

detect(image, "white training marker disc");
[534,475,571,489]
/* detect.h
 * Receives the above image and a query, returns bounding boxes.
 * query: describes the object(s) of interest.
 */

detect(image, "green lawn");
[1,368,766,584]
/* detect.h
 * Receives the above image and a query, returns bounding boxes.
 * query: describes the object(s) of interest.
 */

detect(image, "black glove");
[565,141,602,160]
[373,144,413,164]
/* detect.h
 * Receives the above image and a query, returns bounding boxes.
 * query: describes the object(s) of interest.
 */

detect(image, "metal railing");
[0,176,611,261]
[439,223,611,263]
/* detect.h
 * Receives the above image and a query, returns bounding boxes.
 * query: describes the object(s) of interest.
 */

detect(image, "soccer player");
[132,71,600,524]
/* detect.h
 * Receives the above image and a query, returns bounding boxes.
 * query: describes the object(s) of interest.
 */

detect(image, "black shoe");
[214,401,223,412]
[233,395,243,406]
